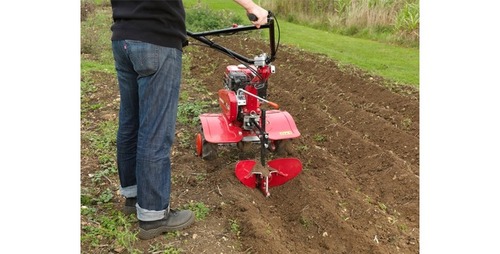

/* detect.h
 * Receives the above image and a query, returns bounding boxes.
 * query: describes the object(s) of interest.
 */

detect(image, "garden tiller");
[187,13,302,197]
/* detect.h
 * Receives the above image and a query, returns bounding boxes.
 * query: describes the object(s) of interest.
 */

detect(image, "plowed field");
[81,33,419,253]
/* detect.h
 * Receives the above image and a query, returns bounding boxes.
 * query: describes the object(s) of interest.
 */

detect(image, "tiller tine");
[235,158,302,197]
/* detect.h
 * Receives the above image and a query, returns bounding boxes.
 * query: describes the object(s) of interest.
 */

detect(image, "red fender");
[199,113,242,143]
[265,110,301,140]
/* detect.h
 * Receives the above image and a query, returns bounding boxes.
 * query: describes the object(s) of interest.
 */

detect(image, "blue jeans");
[112,40,182,221]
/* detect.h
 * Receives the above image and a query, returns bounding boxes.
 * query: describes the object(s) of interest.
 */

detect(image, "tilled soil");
[81,34,419,253]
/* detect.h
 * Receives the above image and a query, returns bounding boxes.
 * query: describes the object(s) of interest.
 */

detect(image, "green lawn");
[184,0,419,87]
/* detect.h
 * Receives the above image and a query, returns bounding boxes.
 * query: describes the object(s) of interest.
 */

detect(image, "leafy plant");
[177,101,210,127]
[186,4,243,32]
[148,243,182,254]
[183,201,210,220]
[299,216,311,228]
[81,210,140,253]
[313,134,327,142]
[98,188,114,203]
[394,2,419,36]
[229,219,241,236]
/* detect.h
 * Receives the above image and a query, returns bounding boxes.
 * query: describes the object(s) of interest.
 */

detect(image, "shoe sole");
[137,214,195,240]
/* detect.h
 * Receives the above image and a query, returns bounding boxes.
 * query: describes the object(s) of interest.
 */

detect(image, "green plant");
[299,217,311,228]
[313,134,327,142]
[399,223,408,232]
[394,2,419,37]
[183,201,210,220]
[401,118,412,129]
[378,202,387,212]
[229,219,241,235]
[297,145,309,151]
[177,101,209,127]
[186,4,243,32]
[97,188,114,203]
[148,243,182,254]
[81,210,140,253]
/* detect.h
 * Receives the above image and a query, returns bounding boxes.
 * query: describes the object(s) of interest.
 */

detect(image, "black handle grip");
[247,13,258,22]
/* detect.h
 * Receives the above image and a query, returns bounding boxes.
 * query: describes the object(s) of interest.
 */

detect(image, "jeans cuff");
[120,185,137,198]
[136,203,170,221]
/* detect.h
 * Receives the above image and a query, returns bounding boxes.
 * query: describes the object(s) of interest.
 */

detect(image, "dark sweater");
[110,0,186,50]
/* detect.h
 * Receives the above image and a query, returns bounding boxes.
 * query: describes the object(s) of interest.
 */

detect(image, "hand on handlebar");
[246,6,268,28]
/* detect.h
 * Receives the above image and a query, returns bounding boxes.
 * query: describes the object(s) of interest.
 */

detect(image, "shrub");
[186,4,243,32]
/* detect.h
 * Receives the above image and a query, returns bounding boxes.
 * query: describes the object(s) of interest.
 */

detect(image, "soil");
[81,34,419,253]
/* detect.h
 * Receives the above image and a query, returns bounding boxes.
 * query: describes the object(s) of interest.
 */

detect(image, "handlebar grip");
[247,13,258,22]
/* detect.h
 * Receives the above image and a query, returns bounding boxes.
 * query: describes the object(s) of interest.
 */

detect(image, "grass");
[184,0,419,87]
[279,22,419,86]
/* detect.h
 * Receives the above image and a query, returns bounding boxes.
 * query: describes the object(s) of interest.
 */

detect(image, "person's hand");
[247,6,268,28]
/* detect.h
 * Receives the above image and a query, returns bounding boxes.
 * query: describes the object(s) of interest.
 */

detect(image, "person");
[110,0,269,240]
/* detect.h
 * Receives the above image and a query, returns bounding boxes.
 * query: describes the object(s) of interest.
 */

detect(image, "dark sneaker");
[122,197,137,216]
[138,209,195,240]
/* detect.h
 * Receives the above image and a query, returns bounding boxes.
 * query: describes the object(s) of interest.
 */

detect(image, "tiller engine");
[187,13,302,197]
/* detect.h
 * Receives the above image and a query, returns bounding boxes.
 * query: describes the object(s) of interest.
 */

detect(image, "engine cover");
[224,65,252,91]
[218,89,238,122]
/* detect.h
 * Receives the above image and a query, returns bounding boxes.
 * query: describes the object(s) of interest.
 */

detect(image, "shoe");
[138,209,195,240]
[122,197,137,216]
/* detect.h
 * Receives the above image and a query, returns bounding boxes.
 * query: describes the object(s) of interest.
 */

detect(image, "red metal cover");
[218,89,237,122]
[199,113,242,143]
[265,110,301,140]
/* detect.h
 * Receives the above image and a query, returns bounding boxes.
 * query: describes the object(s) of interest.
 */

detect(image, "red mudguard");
[265,110,301,140]
[200,110,300,144]
[199,113,242,143]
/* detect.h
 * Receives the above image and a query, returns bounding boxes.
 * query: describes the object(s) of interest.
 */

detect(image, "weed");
[400,118,412,130]
[183,201,210,220]
[313,134,327,143]
[186,4,243,32]
[81,210,140,253]
[81,193,94,206]
[165,231,182,239]
[299,217,311,228]
[176,131,194,149]
[394,2,419,37]
[97,188,114,204]
[399,223,408,233]
[229,219,241,236]
[378,202,387,212]
[177,101,209,127]
[149,242,182,254]
[297,145,309,151]
[81,205,97,216]
[195,173,207,182]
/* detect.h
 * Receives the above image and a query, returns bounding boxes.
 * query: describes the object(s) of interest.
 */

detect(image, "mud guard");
[200,110,300,144]
[265,110,301,140]
[199,113,243,143]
